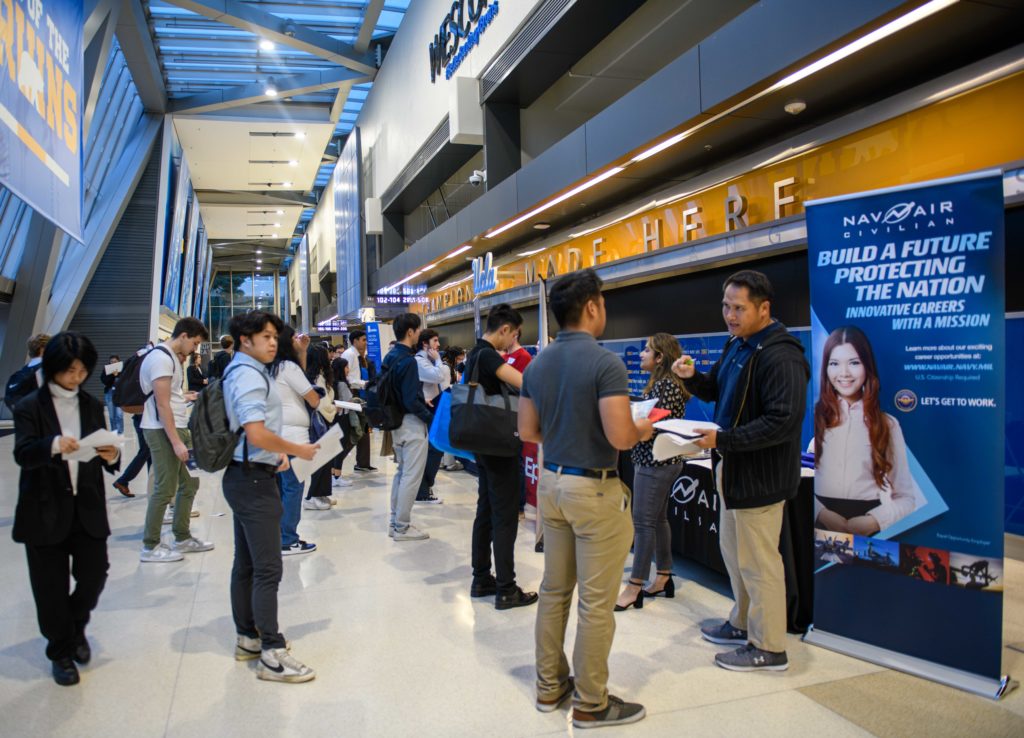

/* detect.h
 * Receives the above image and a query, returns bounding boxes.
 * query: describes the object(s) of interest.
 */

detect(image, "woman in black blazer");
[186,352,206,392]
[13,332,120,686]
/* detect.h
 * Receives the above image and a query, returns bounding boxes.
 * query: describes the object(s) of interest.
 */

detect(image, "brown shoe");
[113,482,134,498]
[536,676,574,712]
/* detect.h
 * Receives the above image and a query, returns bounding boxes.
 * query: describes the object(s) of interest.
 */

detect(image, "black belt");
[544,463,618,480]
[228,460,278,475]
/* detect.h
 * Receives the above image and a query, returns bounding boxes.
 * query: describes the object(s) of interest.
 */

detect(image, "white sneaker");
[302,497,331,511]
[392,525,429,541]
[162,508,173,525]
[140,543,184,563]
[332,475,353,488]
[257,647,315,683]
[235,635,261,661]
[172,537,215,553]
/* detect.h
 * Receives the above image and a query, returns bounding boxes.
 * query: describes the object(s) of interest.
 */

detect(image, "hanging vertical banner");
[0,0,83,240]
[804,171,1008,697]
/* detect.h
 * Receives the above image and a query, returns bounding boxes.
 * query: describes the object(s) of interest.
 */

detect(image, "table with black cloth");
[618,454,815,634]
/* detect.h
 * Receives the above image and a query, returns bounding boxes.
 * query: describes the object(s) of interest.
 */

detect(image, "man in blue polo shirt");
[222,310,319,683]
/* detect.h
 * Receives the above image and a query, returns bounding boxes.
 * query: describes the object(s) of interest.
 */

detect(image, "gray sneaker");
[140,543,184,563]
[700,620,748,645]
[714,643,788,672]
[235,635,261,661]
[257,647,315,683]
[392,525,429,541]
[572,695,646,729]
[172,537,215,554]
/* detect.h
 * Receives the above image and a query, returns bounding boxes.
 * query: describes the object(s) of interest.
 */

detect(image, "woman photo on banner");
[813,325,924,536]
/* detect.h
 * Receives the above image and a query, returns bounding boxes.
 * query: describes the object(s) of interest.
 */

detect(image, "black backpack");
[113,346,174,413]
[364,357,406,431]
[4,364,39,411]
[188,363,269,472]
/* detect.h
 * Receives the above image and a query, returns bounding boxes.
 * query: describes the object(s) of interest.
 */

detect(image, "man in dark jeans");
[222,310,319,683]
[672,269,809,672]
[112,412,149,498]
[465,304,538,611]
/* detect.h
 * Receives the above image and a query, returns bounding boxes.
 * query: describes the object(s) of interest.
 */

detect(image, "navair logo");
[842,201,954,238]
[472,252,498,294]
[894,389,918,413]
[670,475,700,505]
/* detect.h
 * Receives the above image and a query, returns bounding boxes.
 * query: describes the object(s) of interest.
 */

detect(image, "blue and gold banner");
[0,0,82,239]
[805,172,1007,693]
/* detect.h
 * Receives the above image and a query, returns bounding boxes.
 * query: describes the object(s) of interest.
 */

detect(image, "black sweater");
[684,323,809,509]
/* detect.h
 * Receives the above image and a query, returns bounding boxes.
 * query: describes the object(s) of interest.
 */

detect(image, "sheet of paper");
[334,400,362,411]
[290,424,343,484]
[630,399,657,421]
[104,361,123,375]
[64,446,98,462]
[651,419,720,461]
[77,429,127,449]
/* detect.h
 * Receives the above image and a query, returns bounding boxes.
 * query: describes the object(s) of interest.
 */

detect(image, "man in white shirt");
[415,329,450,505]
[341,329,377,472]
[139,318,214,563]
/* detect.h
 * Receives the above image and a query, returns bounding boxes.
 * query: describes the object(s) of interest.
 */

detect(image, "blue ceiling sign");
[428,0,499,83]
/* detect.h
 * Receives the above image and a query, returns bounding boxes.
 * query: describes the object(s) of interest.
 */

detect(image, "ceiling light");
[294,131,306,139]
[264,77,278,97]
[256,258,263,264]
[273,222,281,227]
[533,223,551,230]
[256,249,262,254]
[784,99,806,115]
[276,209,284,214]
[444,245,472,259]
[288,160,298,167]
[421,262,439,271]
[281,182,292,188]
[259,39,275,51]
[272,233,279,238]
[518,248,547,257]
[486,167,624,239]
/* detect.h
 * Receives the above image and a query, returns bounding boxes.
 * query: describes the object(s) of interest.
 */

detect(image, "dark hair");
[485,303,523,333]
[392,313,421,341]
[348,329,366,343]
[191,353,202,366]
[229,310,284,347]
[305,344,335,387]
[550,269,603,328]
[42,332,97,382]
[418,329,439,351]
[269,324,301,377]
[109,354,120,363]
[172,317,210,340]
[443,346,465,366]
[723,269,774,305]
[220,335,234,349]
[27,333,50,358]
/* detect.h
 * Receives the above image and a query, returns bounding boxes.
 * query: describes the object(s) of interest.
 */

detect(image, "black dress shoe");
[73,637,91,665]
[496,587,539,610]
[52,658,80,686]
[470,577,498,598]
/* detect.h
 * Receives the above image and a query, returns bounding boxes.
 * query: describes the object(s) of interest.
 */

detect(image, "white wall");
[357,0,547,199]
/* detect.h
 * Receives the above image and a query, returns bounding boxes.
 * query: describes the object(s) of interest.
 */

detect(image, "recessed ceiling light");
[784,99,807,115]
[264,77,278,97]
[259,39,275,51]
[273,222,281,227]
[256,249,262,254]
[533,223,551,230]
[281,182,292,188]
[256,258,263,264]
[276,209,284,215]
[294,131,306,139]
[288,160,298,167]
[272,233,279,238]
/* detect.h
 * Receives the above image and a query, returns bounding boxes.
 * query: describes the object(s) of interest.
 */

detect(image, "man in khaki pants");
[519,269,653,729]
[672,270,809,671]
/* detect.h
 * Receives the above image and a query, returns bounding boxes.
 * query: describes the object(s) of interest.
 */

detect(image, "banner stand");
[804,628,1017,700]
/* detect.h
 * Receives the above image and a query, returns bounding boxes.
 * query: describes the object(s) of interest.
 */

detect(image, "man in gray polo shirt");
[519,269,653,729]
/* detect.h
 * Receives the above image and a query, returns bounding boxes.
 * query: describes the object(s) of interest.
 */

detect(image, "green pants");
[142,428,199,548]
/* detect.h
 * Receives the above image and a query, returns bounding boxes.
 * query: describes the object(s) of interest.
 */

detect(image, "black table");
[618,454,815,633]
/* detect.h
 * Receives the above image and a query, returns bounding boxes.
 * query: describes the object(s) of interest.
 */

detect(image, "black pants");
[333,424,356,472]
[417,444,444,497]
[117,413,151,484]
[356,427,371,467]
[306,465,332,499]
[471,453,521,593]
[24,516,109,661]
[222,465,286,650]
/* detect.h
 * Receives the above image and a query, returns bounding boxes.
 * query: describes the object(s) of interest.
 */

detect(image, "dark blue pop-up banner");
[0,0,83,240]
[804,171,1009,697]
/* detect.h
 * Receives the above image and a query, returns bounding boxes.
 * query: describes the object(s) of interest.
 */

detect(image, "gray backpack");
[188,364,268,472]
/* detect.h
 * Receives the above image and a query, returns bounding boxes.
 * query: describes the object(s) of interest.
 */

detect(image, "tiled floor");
[0,431,1022,737]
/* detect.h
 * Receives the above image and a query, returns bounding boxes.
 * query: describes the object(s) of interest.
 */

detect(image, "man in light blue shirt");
[221,311,319,684]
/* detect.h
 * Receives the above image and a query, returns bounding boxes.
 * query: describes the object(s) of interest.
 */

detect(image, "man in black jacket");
[382,313,433,541]
[672,270,809,672]
[208,335,234,379]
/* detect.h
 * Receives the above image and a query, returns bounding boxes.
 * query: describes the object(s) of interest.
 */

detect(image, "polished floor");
[0,429,1023,737]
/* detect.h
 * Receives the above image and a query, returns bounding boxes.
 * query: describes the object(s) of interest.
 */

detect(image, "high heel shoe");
[644,571,675,599]
[614,585,645,611]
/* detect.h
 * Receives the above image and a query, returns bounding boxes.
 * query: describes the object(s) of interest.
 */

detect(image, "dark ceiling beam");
[116,0,168,113]
[83,0,120,139]
[171,67,371,114]
[354,0,385,54]
[160,0,378,75]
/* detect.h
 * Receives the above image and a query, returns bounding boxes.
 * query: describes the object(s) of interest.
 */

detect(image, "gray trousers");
[629,463,682,582]
[389,415,429,532]
[222,464,286,650]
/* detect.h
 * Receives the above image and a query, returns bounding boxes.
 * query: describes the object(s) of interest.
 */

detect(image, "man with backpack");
[220,310,319,682]
[208,335,234,380]
[138,318,213,563]
[4,334,49,413]
[381,313,433,541]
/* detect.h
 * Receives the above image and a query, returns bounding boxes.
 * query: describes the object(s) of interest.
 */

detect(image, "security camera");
[469,169,487,187]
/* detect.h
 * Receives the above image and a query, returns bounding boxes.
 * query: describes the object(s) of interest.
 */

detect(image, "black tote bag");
[448,353,520,457]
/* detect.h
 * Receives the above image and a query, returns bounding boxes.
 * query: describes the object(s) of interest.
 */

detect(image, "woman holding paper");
[814,326,922,536]
[12,332,120,686]
[303,345,339,510]
[270,327,321,555]
[616,333,690,611]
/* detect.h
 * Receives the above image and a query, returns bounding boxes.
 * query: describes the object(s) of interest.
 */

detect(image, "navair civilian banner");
[0,0,82,240]
[804,171,1009,697]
